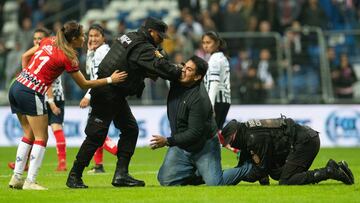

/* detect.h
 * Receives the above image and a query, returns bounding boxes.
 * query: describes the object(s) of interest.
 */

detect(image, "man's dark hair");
[189,55,208,80]
[34,27,50,37]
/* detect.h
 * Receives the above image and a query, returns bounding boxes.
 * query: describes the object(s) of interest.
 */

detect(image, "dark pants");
[72,86,139,174]
[214,102,230,129]
[274,135,320,185]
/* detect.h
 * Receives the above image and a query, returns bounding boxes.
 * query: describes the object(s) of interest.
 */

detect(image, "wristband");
[47,98,54,104]
[106,77,112,84]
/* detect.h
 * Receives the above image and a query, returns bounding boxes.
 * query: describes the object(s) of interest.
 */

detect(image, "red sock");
[94,147,104,165]
[53,129,66,166]
[103,136,118,155]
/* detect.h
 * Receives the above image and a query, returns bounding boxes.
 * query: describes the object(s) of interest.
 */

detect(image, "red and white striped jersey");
[17,37,79,95]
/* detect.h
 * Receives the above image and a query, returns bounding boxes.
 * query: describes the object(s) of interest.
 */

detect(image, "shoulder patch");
[119,35,132,46]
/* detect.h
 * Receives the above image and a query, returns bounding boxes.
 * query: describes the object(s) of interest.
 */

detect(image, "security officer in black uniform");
[66,17,183,188]
[219,116,355,185]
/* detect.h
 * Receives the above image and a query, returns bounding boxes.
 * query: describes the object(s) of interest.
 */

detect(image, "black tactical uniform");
[221,117,354,185]
[67,18,182,188]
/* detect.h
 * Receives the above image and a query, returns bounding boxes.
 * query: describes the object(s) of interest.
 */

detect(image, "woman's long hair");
[55,20,83,63]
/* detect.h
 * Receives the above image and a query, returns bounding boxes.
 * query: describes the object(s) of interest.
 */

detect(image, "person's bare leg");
[9,113,34,189]
[23,115,48,190]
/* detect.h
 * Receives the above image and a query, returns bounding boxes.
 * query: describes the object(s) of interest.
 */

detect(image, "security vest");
[97,31,148,96]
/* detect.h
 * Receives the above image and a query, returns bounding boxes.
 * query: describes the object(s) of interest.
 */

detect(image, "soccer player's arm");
[46,85,61,115]
[21,45,39,68]
[207,58,221,107]
[70,70,128,89]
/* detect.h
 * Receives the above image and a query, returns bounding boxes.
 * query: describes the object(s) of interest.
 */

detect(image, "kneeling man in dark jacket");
[150,56,251,186]
[219,116,354,185]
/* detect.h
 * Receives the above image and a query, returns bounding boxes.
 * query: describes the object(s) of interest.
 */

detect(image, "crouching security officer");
[219,116,355,185]
[66,17,183,188]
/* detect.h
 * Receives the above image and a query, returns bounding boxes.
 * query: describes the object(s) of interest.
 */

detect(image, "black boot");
[66,172,88,189]
[111,158,145,187]
[326,159,354,185]
[66,163,88,189]
[313,159,353,185]
[338,160,354,184]
[258,175,270,185]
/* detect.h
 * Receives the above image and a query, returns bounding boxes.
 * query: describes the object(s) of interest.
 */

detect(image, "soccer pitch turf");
[0,147,359,203]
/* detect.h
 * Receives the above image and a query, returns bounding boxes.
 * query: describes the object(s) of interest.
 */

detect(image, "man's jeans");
[157,136,252,186]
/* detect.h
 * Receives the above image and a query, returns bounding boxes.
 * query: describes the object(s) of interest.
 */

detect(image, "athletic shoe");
[87,164,105,174]
[8,162,29,171]
[22,180,48,190]
[9,175,24,189]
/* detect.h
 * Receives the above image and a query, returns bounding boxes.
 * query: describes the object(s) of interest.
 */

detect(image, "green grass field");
[0,147,359,203]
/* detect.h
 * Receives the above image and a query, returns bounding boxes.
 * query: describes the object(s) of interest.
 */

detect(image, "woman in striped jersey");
[201,31,231,129]
[80,24,118,174]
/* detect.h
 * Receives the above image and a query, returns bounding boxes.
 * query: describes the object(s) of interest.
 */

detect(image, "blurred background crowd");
[0,0,359,105]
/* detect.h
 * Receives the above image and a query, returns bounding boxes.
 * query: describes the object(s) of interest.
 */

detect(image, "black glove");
[157,48,169,60]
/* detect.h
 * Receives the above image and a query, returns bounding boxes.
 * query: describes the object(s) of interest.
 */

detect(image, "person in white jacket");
[79,24,118,173]
[201,31,231,129]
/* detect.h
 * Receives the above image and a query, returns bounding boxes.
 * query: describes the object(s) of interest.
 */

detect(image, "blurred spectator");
[52,20,62,34]
[200,10,217,32]
[5,41,24,89]
[15,17,34,50]
[255,49,275,91]
[42,0,62,20]
[331,53,358,99]
[251,20,277,56]
[17,0,32,28]
[239,0,256,25]
[100,20,114,45]
[247,15,258,31]
[223,0,246,32]
[230,49,252,100]
[178,0,201,19]
[284,21,320,101]
[116,20,127,36]
[326,47,339,71]
[31,0,46,28]
[223,0,247,55]
[239,67,266,104]
[231,49,252,80]
[177,12,204,59]
[276,0,304,33]
[0,0,5,32]
[162,24,182,57]
[298,0,328,29]
[177,12,204,41]
[173,51,185,64]
[0,40,7,89]
[208,1,223,31]
[252,0,278,29]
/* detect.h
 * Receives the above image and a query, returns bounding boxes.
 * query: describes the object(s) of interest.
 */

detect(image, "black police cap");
[144,17,169,39]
